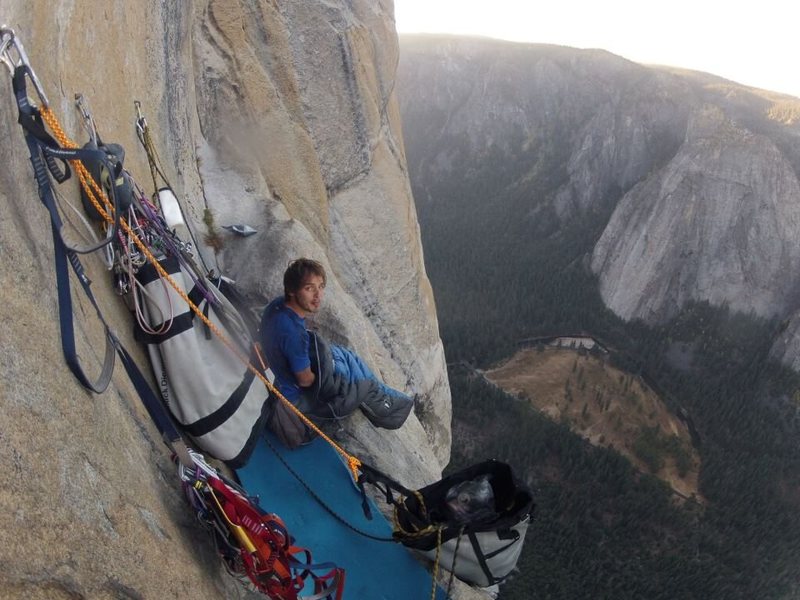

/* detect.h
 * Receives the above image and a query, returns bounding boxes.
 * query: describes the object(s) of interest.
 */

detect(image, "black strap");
[356,462,422,524]
[12,66,69,183]
[467,530,499,586]
[114,337,187,452]
[18,105,117,394]
[484,527,520,558]
[466,527,524,586]
[357,462,416,499]
[182,365,256,438]
[51,216,116,393]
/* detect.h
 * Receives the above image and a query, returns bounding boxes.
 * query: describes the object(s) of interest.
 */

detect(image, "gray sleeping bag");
[303,331,414,429]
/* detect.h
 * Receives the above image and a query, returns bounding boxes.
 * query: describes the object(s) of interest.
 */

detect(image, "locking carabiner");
[0,26,50,108]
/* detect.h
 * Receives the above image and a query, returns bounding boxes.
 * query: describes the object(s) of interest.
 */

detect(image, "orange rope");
[40,106,362,480]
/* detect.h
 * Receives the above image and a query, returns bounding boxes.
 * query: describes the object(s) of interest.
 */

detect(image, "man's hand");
[294,367,315,388]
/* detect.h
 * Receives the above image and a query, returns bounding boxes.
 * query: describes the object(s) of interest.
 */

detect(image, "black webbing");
[20,111,116,393]
[114,339,185,447]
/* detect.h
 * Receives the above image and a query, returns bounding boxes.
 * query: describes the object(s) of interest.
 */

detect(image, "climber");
[260,258,414,447]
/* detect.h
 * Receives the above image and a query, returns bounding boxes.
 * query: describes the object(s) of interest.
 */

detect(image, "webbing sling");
[14,65,116,393]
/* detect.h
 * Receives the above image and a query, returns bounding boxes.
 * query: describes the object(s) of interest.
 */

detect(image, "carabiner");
[0,26,15,75]
[0,26,49,107]
[134,100,147,138]
[75,93,98,144]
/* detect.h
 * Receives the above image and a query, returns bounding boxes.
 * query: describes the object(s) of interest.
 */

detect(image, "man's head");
[283,258,326,316]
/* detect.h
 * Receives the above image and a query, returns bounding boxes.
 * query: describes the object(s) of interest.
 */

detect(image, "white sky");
[394,0,800,99]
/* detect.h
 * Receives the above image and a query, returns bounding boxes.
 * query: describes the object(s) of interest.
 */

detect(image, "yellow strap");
[135,100,172,194]
[40,106,363,481]
[141,124,164,194]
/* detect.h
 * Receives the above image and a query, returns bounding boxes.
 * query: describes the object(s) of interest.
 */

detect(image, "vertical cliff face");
[0,2,450,597]
[591,104,800,322]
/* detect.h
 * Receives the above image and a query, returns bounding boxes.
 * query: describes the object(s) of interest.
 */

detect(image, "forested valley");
[408,132,800,599]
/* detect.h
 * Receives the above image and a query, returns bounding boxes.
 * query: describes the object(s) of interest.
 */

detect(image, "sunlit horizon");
[394,0,800,100]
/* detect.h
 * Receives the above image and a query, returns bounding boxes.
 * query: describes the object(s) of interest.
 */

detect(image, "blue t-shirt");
[259,297,310,403]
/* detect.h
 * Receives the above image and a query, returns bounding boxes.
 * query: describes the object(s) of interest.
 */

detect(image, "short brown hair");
[284,258,326,300]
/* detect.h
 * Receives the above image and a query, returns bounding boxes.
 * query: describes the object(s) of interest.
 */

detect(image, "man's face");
[291,273,325,315]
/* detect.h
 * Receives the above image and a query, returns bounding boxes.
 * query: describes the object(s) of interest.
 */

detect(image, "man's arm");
[282,326,314,387]
[294,367,315,388]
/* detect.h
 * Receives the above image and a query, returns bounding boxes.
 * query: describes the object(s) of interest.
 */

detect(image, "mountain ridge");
[398,34,800,361]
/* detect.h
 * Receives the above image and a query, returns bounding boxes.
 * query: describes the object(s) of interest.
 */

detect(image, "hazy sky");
[395,0,800,99]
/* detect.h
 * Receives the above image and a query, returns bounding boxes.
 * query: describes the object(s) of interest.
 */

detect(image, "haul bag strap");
[114,338,191,462]
[354,462,416,522]
[462,531,521,585]
[483,527,521,560]
[467,531,494,585]
[357,462,415,500]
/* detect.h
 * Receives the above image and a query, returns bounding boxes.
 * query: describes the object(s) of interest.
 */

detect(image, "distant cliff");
[397,34,800,363]
[0,3,450,598]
